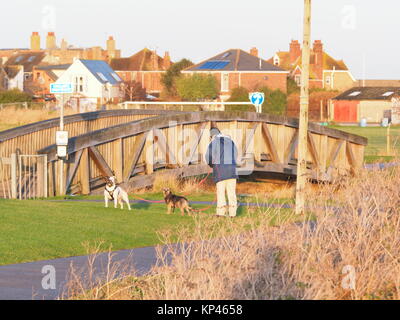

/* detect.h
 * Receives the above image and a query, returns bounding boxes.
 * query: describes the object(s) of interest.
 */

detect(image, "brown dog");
[162,188,192,216]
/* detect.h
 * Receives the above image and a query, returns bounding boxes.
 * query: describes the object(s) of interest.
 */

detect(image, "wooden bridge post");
[145,130,154,175]
[176,124,184,167]
[37,156,44,198]
[80,148,91,195]
[113,138,124,182]
[10,153,17,199]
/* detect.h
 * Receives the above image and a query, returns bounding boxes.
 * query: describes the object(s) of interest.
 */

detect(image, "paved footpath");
[0,246,160,300]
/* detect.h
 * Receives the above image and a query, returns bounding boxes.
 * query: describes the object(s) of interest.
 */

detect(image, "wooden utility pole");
[295,0,312,215]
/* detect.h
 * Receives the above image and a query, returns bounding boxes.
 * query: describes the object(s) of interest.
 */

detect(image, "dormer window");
[273,54,280,66]
[382,91,394,97]
[294,75,301,86]
[348,91,361,97]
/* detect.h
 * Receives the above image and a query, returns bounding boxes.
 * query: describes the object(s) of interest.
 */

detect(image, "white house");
[55,59,123,109]
[5,66,24,91]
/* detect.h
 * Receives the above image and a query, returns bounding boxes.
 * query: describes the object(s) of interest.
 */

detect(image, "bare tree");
[121,81,147,101]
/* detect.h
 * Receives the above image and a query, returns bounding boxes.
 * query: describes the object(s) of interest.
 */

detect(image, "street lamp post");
[295,0,312,215]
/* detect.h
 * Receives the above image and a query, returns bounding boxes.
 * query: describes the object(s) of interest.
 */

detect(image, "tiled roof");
[185,49,286,72]
[333,87,400,101]
[5,52,46,72]
[355,80,400,87]
[4,65,23,79]
[80,59,122,85]
[267,51,349,76]
[110,48,168,71]
[36,64,71,71]
[44,70,58,81]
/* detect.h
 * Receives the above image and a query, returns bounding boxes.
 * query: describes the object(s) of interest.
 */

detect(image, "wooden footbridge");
[0,109,367,199]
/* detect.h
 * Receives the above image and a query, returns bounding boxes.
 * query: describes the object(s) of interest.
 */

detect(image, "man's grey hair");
[210,127,221,138]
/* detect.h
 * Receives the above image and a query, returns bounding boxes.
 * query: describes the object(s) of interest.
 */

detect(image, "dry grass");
[0,107,78,132]
[150,172,213,195]
[66,167,400,300]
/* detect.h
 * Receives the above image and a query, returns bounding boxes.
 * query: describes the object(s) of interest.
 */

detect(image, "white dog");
[104,176,131,210]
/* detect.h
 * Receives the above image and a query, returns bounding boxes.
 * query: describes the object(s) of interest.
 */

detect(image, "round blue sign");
[250,92,265,106]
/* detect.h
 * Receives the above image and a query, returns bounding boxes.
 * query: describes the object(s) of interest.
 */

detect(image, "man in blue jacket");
[205,127,238,218]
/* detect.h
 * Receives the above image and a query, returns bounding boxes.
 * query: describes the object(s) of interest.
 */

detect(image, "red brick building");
[182,48,288,100]
[268,40,355,91]
[110,48,171,96]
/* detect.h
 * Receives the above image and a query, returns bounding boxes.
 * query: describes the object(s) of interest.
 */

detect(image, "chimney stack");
[313,40,323,65]
[250,47,258,57]
[46,32,56,50]
[30,32,41,51]
[61,38,68,50]
[313,40,324,79]
[289,40,301,64]
[163,51,171,69]
[151,50,159,70]
[107,36,116,53]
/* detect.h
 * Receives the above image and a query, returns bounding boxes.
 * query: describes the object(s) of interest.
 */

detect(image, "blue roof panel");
[80,60,122,85]
[198,60,230,70]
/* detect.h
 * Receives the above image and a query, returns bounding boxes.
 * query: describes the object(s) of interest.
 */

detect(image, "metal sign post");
[50,83,73,195]
[249,92,265,113]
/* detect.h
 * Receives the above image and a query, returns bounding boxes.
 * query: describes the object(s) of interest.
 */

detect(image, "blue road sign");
[249,92,265,106]
[50,83,73,94]
[249,92,265,113]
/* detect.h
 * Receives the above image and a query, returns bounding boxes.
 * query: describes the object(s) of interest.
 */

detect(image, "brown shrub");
[287,91,338,121]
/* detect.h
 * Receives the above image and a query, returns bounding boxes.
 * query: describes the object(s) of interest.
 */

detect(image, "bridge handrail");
[38,111,368,161]
[0,109,184,142]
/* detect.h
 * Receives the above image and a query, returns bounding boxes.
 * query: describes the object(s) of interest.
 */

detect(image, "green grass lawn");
[329,125,400,163]
[0,193,296,266]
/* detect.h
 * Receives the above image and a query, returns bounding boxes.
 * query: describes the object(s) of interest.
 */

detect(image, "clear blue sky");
[0,0,398,79]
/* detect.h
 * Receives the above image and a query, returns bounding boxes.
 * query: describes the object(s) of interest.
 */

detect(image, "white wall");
[7,69,24,91]
[55,60,121,102]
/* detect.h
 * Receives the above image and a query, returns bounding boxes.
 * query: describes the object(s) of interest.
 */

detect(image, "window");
[383,91,394,97]
[326,76,331,85]
[74,76,85,93]
[348,91,361,97]
[111,72,121,82]
[28,56,35,62]
[273,55,280,66]
[79,77,83,92]
[295,75,301,86]
[97,72,108,82]
[221,73,229,92]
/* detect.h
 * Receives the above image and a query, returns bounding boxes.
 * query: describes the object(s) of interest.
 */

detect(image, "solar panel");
[198,60,229,70]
